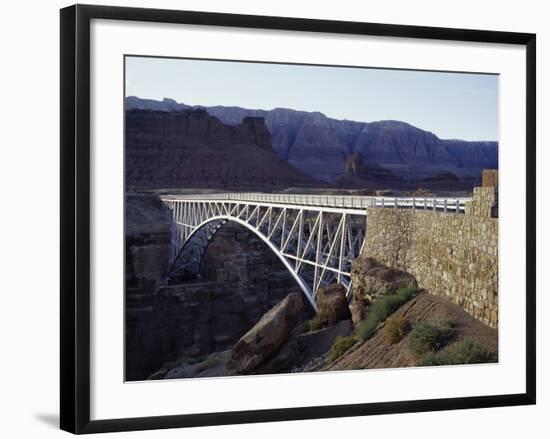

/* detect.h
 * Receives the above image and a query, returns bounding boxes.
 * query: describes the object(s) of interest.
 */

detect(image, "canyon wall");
[360,186,498,328]
[126,219,304,381]
[125,109,319,190]
[126,96,498,183]
[126,194,172,295]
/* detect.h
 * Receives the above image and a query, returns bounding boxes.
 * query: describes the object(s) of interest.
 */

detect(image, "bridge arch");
[170,215,316,309]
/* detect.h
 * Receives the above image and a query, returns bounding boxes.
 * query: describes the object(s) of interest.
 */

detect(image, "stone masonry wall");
[362,189,498,328]
[464,186,498,218]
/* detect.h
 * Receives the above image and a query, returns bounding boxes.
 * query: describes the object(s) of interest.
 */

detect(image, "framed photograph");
[60,4,536,434]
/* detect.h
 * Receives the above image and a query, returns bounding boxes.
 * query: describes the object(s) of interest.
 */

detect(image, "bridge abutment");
[361,187,498,328]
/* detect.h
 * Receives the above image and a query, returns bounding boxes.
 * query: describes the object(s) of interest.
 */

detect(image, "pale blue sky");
[125,56,498,141]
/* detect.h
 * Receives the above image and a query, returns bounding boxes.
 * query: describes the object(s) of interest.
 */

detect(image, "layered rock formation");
[125,210,308,380]
[125,108,319,189]
[126,97,498,185]
[126,194,171,295]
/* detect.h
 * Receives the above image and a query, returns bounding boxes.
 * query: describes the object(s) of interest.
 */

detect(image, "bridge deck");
[161,192,471,213]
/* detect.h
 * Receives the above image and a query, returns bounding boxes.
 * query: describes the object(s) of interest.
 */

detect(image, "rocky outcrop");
[349,301,366,326]
[126,97,498,185]
[334,152,404,188]
[237,116,272,150]
[125,220,306,381]
[200,225,309,324]
[125,108,319,189]
[229,293,305,373]
[315,284,351,325]
[150,318,354,378]
[351,257,418,304]
[126,194,171,295]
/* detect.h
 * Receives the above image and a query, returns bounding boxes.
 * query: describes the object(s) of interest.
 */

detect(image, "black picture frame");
[60,4,536,434]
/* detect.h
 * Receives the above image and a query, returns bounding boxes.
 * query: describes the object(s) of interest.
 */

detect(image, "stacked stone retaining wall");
[363,189,498,328]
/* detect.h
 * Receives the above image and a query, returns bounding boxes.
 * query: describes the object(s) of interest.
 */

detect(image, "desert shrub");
[356,284,417,341]
[408,318,455,356]
[356,317,379,342]
[306,317,324,332]
[295,320,310,334]
[385,315,410,344]
[418,337,497,366]
[347,362,363,370]
[327,335,359,364]
[395,284,419,302]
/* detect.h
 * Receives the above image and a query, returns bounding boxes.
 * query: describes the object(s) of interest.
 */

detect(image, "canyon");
[124,99,499,380]
[126,96,498,186]
[125,185,499,380]
[125,194,308,380]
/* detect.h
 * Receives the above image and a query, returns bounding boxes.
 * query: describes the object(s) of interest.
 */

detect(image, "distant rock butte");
[334,152,403,189]
[126,97,498,184]
[125,108,319,189]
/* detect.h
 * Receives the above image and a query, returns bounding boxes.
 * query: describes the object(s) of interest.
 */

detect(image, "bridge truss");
[160,193,469,309]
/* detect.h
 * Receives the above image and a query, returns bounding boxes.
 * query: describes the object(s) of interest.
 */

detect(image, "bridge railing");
[161,192,471,213]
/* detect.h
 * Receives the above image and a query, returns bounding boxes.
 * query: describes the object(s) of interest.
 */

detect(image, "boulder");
[349,301,366,326]
[316,284,351,325]
[229,293,305,373]
[253,319,354,374]
[351,257,417,304]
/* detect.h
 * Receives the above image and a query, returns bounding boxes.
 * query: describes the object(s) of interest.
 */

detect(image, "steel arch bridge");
[160,193,469,309]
